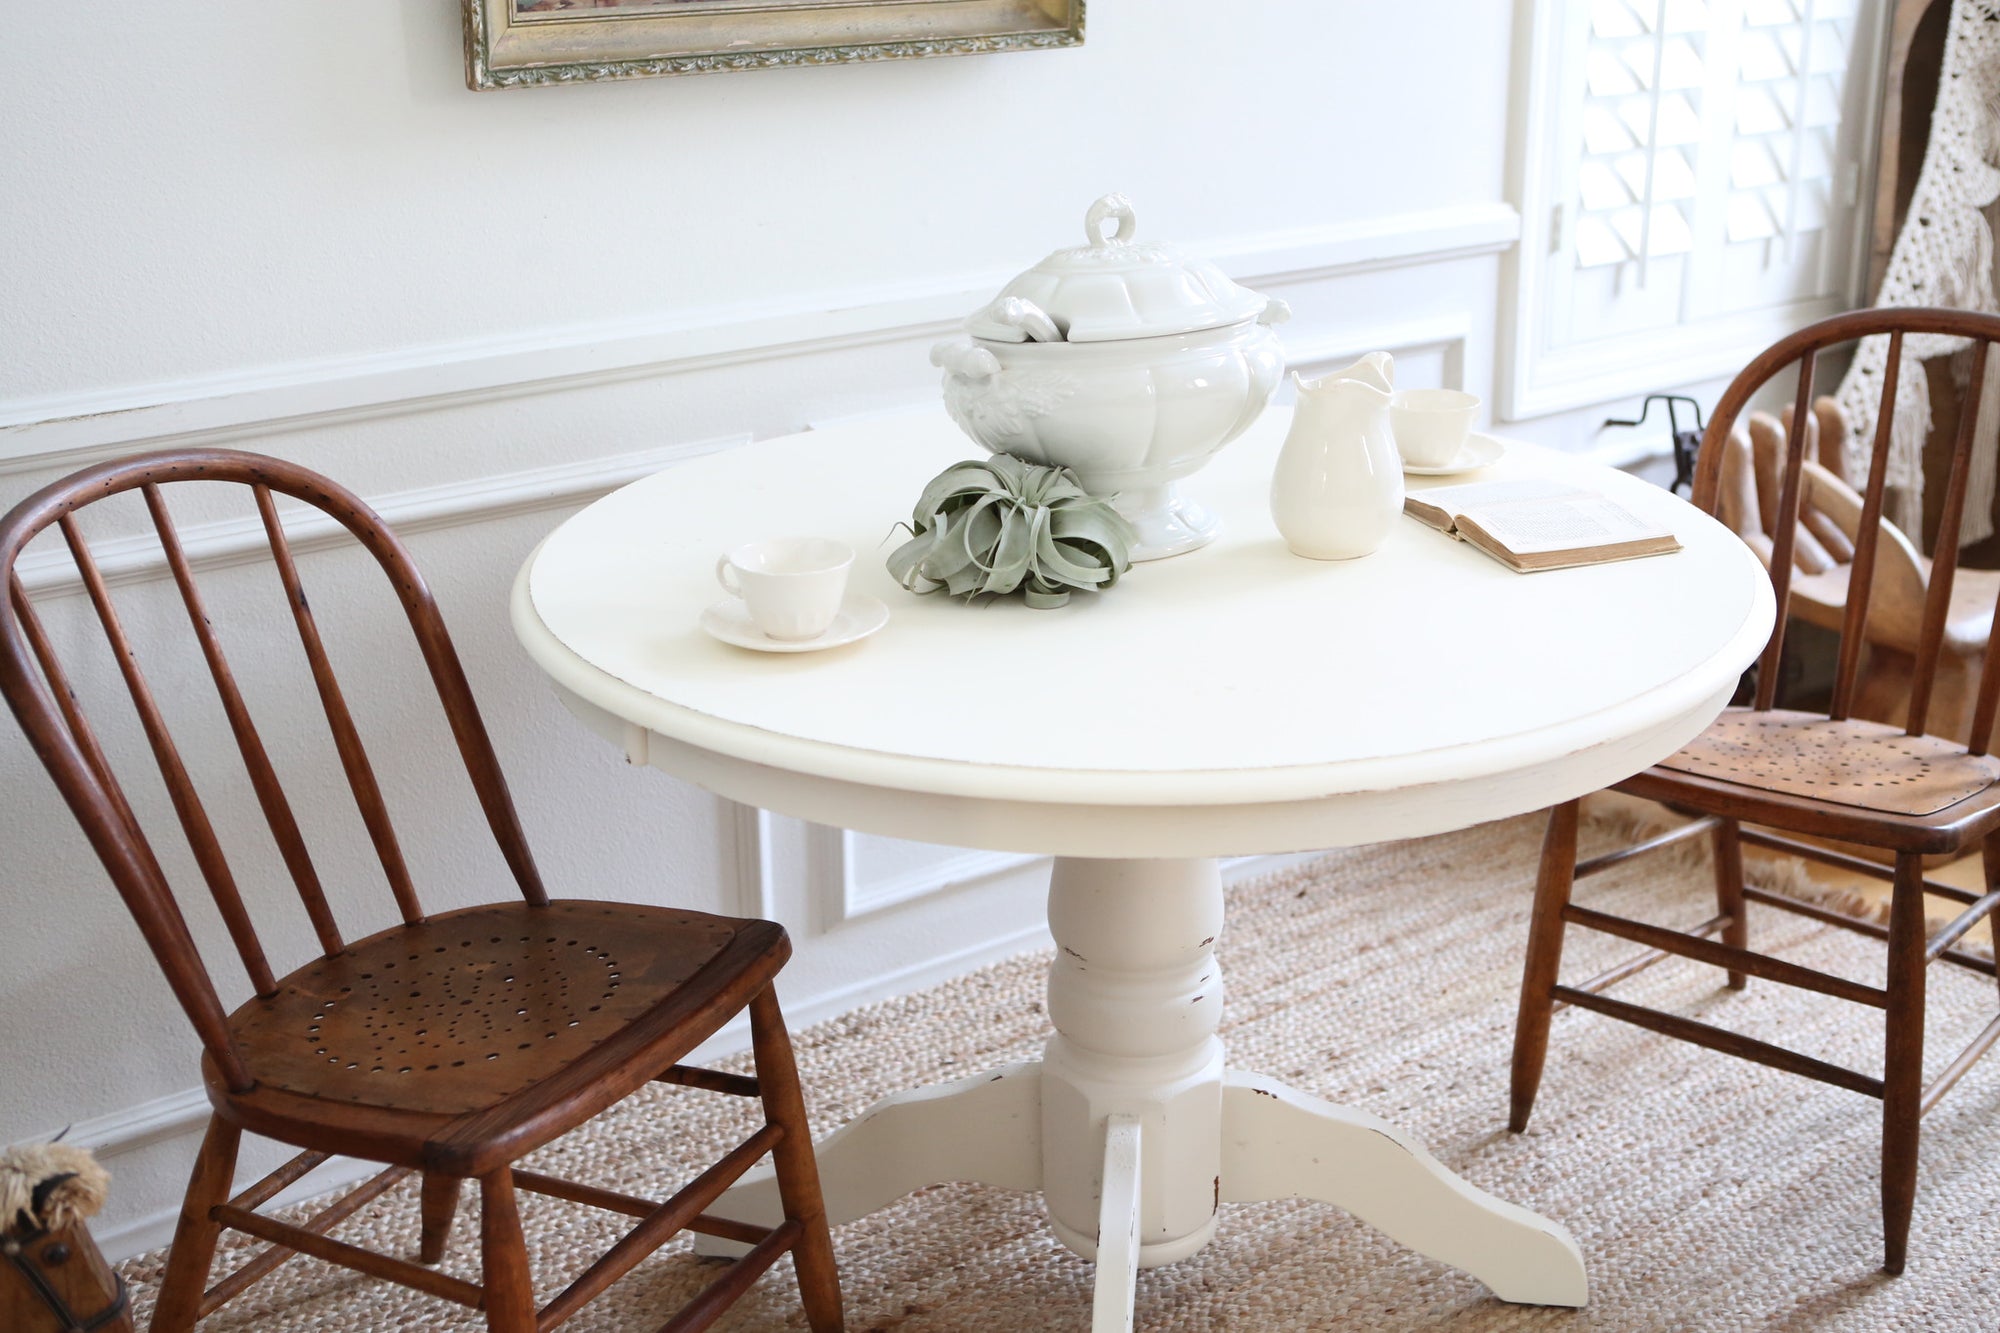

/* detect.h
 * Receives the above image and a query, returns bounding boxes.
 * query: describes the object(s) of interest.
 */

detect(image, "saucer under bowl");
[701,594,889,653]
[1402,432,1506,476]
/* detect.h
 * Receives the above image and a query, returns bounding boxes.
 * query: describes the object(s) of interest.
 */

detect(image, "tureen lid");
[967,194,1277,344]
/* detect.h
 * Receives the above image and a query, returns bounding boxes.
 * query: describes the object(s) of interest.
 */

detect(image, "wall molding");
[30,849,1306,1262]
[14,431,750,599]
[26,1085,212,1160]
[1282,313,1475,388]
[0,202,1520,476]
[733,804,778,919]
[812,825,1043,923]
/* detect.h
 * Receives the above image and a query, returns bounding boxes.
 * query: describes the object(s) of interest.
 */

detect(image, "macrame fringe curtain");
[1835,0,2000,544]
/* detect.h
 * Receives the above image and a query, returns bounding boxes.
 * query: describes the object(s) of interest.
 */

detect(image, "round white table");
[511,407,1772,1328]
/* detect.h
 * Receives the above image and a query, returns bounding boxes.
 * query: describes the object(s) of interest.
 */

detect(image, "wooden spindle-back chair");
[0,449,842,1332]
[1509,307,2000,1275]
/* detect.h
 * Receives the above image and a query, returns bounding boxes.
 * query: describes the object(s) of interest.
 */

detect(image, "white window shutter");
[1502,0,1885,418]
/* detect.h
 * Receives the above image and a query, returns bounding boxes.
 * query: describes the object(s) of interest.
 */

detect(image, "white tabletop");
[512,408,1772,857]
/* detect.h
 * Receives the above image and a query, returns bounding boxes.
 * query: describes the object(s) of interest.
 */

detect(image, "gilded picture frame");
[462,0,1085,90]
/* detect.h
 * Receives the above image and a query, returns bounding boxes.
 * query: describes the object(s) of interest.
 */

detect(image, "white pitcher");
[1270,351,1404,560]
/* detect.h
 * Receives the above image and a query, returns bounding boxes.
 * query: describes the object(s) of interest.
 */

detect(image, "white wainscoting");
[0,202,1516,476]
[810,825,1043,923]
[1,202,1518,1261]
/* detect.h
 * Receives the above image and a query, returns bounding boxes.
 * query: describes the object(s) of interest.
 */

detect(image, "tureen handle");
[1085,193,1138,246]
[930,338,1002,379]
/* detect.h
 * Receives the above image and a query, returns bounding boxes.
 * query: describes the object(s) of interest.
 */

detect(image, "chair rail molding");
[12,432,749,599]
[0,202,1519,476]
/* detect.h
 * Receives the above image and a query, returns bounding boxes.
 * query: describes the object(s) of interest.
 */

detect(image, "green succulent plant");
[887,454,1137,608]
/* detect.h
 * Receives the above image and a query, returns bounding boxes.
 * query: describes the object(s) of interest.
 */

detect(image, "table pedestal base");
[695,856,1587,1327]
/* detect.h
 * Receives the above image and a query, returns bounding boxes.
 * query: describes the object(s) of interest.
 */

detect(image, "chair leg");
[749,985,844,1333]
[150,1113,241,1333]
[1984,832,2000,1006]
[1712,817,1748,990]
[479,1168,538,1333]
[1882,852,1928,1275]
[419,1173,463,1265]
[1510,800,1580,1134]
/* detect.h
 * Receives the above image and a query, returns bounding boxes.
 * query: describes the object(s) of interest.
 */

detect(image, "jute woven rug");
[120,811,2000,1331]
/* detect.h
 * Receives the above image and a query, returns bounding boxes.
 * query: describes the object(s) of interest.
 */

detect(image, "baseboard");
[11,1085,383,1262]
[95,1155,377,1264]
[61,852,1307,1262]
[41,1085,212,1158]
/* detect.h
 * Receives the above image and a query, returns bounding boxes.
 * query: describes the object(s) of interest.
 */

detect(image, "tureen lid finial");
[1085,194,1137,246]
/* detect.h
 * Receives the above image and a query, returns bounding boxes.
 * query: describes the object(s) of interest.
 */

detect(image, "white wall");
[0,0,1740,1257]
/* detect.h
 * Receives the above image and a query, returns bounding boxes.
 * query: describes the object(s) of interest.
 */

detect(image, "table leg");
[1039,856,1226,1270]
[1220,1070,1587,1306]
[698,854,1587,1316]
[1093,1115,1143,1333]
[690,1059,1043,1256]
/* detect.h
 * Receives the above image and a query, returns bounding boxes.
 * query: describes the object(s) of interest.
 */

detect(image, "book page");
[1459,493,1671,555]
[1407,477,1578,521]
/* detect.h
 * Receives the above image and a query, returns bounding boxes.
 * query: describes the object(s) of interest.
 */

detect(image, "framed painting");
[462,0,1085,90]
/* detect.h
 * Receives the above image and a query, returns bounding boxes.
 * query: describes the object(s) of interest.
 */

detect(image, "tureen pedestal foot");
[1114,483,1220,561]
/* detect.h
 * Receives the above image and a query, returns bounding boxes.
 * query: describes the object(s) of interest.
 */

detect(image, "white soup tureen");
[930,194,1290,559]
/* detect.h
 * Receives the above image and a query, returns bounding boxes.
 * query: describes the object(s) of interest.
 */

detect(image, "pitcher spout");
[1295,349,1394,397]
[1292,369,1392,410]
[1325,375,1392,407]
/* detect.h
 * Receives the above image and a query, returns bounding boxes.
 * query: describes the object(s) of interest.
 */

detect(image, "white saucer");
[1402,433,1506,476]
[701,594,889,653]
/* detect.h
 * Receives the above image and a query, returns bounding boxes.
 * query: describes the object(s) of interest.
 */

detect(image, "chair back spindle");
[252,484,423,929]
[1751,351,1819,712]
[57,512,279,998]
[0,450,549,1088]
[1906,339,1989,735]
[145,483,345,957]
[1829,331,1903,721]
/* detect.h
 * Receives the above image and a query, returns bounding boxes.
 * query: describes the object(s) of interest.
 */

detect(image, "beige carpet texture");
[120,810,2000,1331]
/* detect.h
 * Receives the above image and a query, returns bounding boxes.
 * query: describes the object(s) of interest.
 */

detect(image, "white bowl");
[1391,389,1481,469]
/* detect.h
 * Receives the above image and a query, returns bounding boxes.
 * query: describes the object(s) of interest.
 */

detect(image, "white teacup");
[716,537,854,641]
[1391,388,1481,468]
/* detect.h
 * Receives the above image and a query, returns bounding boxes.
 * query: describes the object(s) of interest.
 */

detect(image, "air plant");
[887,455,1137,608]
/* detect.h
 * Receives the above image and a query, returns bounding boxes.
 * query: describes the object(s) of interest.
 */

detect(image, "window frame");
[1499,0,1890,420]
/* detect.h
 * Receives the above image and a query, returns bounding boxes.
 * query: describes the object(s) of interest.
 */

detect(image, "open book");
[1404,477,1681,573]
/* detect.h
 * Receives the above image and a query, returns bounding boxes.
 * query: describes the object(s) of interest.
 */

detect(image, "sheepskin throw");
[1834,0,2000,543]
